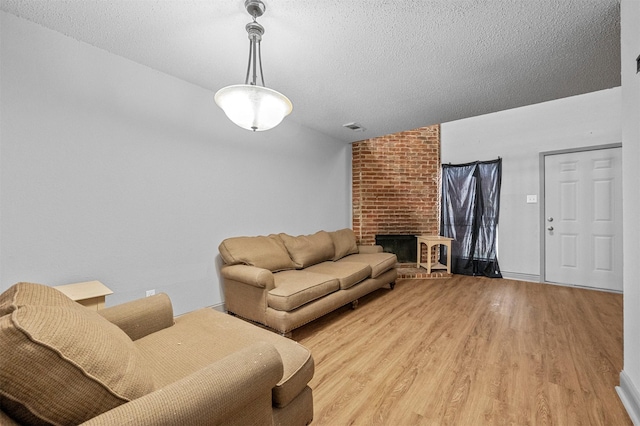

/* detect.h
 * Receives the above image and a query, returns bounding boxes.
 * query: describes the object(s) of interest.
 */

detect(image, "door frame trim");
[538,143,622,283]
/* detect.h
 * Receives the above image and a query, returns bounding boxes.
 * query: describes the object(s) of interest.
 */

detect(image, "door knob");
[547,217,553,222]
[547,226,554,231]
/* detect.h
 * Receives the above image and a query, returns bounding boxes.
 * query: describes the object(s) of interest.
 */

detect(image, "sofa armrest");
[358,244,383,254]
[98,293,174,341]
[221,264,275,290]
[81,342,283,426]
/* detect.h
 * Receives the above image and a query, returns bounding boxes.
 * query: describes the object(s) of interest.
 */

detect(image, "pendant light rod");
[245,0,266,87]
[258,36,265,86]
[244,21,265,86]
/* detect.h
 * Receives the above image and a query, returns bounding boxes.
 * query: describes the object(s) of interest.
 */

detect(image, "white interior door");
[544,147,622,291]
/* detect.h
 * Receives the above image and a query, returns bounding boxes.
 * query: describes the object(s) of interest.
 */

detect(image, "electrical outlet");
[146,289,155,297]
[526,195,537,204]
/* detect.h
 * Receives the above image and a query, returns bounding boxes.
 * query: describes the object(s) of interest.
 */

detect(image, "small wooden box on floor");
[54,280,113,310]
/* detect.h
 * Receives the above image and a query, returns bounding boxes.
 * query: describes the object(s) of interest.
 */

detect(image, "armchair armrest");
[221,264,275,291]
[81,342,283,426]
[98,293,174,341]
[358,245,383,254]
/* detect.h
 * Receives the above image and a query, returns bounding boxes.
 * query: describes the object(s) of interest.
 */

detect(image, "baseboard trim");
[617,370,640,425]
[500,272,541,283]
[211,302,226,313]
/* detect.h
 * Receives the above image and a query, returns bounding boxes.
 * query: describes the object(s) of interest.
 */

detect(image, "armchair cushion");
[0,281,76,315]
[134,308,313,408]
[82,342,283,426]
[0,283,154,425]
[219,234,296,272]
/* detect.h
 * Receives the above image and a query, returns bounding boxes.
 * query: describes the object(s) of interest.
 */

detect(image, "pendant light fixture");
[215,0,292,132]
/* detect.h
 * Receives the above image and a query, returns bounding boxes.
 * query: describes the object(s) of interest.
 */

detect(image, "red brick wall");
[352,125,441,250]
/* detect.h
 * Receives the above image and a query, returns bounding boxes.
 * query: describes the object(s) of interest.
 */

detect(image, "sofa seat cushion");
[269,270,339,311]
[134,307,314,408]
[306,261,372,290]
[338,252,398,278]
[280,231,335,268]
[218,234,296,272]
[0,282,155,425]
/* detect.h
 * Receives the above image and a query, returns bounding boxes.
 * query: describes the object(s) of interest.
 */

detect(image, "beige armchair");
[0,282,313,425]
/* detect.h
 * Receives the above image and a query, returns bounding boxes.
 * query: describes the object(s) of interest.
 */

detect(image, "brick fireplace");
[352,125,441,274]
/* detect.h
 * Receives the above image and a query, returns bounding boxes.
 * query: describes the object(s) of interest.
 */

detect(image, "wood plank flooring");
[293,276,630,425]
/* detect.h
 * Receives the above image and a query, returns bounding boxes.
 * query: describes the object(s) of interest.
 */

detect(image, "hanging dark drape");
[440,158,502,278]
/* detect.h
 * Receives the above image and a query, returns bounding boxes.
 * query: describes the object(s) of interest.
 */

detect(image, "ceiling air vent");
[343,122,366,132]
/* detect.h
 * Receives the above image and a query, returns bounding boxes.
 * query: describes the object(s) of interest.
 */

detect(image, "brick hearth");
[395,263,453,279]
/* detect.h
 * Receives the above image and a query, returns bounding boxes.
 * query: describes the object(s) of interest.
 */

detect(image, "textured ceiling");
[1,0,621,142]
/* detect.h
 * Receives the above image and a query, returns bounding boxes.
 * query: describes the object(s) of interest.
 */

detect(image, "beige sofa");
[219,228,398,335]
[0,282,313,425]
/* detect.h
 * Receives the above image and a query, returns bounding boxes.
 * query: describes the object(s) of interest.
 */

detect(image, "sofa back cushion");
[218,234,296,272]
[0,282,155,425]
[280,231,335,268]
[329,228,359,261]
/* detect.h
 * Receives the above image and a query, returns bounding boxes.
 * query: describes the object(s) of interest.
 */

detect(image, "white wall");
[441,88,621,281]
[619,0,640,422]
[0,12,351,315]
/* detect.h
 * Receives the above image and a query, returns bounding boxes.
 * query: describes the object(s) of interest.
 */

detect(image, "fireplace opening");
[375,234,416,263]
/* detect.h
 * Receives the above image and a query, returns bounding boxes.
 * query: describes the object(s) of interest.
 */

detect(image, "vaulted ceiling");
[1,0,621,142]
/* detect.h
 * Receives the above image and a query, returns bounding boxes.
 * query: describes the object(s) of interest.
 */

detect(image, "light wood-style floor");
[294,276,630,425]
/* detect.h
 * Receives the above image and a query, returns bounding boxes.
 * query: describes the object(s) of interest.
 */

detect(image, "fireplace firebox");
[375,234,416,263]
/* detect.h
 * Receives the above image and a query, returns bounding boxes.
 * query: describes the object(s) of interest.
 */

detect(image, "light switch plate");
[526,195,537,203]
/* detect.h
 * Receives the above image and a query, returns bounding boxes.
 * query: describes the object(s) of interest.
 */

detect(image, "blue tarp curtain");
[440,158,502,278]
